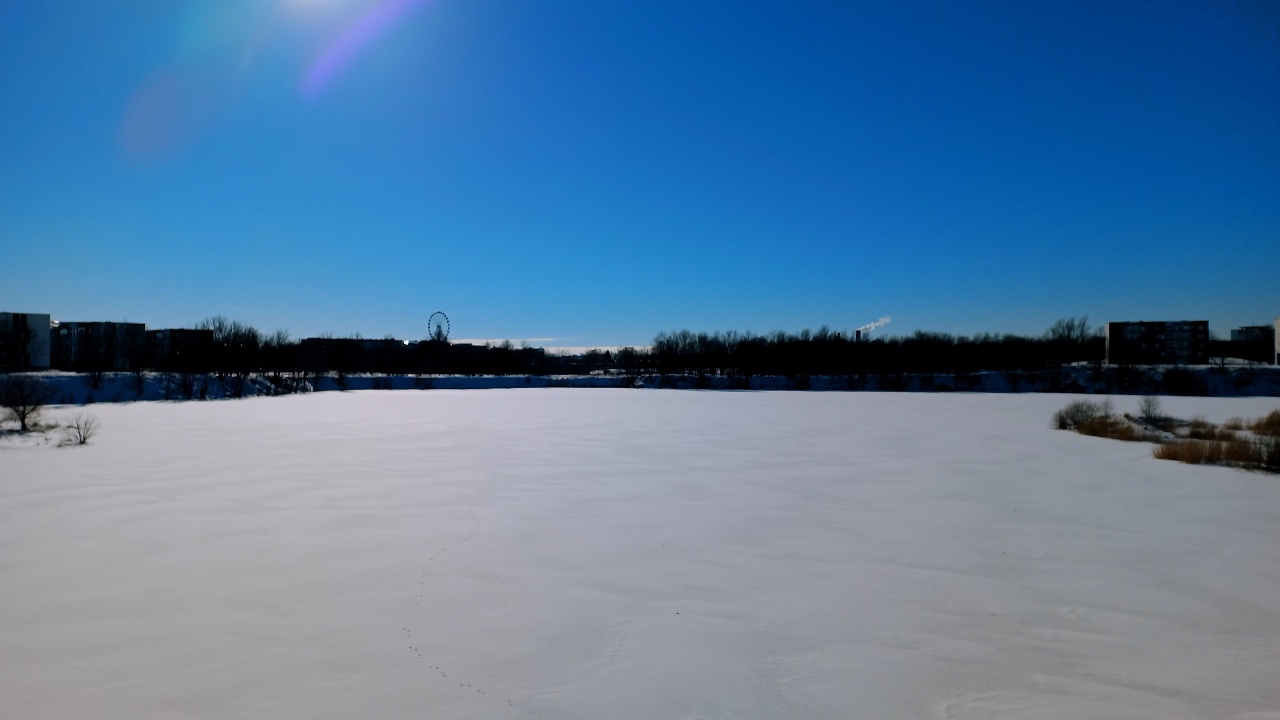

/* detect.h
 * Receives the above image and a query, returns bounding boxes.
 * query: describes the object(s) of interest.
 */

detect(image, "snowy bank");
[7,363,1279,406]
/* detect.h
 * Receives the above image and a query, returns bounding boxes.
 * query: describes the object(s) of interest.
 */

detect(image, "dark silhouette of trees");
[197,316,264,395]
[27,311,1120,388]
[1044,316,1103,367]
[197,317,263,373]
[645,318,1106,381]
[1045,316,1092,344]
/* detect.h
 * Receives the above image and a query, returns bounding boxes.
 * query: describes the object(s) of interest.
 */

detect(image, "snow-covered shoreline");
[6,363,1280,407]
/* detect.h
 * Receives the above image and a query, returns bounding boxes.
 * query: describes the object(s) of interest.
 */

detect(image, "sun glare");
[283,0,356,14]
[300,0,428,101]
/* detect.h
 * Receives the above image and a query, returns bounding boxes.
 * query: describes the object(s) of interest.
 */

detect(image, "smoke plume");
[857,316,891,333]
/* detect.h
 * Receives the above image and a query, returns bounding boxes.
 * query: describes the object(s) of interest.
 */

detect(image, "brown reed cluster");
[1055,401,1280,474]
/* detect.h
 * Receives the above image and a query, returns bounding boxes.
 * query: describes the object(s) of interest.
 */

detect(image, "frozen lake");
[3,390,1279,719]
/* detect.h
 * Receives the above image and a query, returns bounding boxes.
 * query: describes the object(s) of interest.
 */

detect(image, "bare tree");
[131,366,146,398]
[61,413,99,445]
[0,375,55,433]
[1138,395,1162,422]
[1045,316,1094,344]
[86,367,107,390]
[1044,316,1103,368]
[197,316,263,374]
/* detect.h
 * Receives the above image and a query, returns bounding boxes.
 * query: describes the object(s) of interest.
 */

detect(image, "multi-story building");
[147,329,215,372]
[0,312,52,370]
[1104,320,1210,365]
[1229,325,1277,364]
[51,321,147,371]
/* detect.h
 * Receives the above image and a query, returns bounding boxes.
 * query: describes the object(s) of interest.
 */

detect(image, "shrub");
[61,414,99,446]
[1053,399,1113,430]
[1077,416,1147,442]
[1138,395,1162,422]
[1260,438,1280,472]
[1,375,55,433]
[1212,427,1240,442]
[1251,410,1280,437]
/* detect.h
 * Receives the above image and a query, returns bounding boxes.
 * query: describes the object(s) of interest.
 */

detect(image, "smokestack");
[855,329,862,341]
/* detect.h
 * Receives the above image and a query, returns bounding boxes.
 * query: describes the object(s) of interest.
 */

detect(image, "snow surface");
[3,390,1280,719]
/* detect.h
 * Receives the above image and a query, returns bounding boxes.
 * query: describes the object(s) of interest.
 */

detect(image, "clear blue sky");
[2,0,1277,347]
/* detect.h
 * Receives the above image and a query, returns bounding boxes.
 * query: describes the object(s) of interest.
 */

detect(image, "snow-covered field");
[3,390,1279,719]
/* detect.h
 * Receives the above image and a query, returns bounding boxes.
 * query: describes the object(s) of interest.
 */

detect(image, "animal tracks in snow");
[400,499,528,712]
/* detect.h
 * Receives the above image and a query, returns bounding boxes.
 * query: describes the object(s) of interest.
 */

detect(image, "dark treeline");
[187,317,565,382]
[76,315,1107,382]
[648,318,1104,378]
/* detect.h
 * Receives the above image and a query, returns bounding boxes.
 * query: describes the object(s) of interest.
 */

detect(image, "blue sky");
[1,0,1276,347]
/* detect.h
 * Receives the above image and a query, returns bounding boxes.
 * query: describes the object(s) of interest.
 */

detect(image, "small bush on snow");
[1052,399,1112,430]
[1138,395,1162,422]
[60,414,99,446]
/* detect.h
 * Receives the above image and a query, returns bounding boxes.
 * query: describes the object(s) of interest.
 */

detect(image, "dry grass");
[1153,440,1224,465]
[1184,417,1239,442]
[1153,437,1280,472]
[1077,416,1149,442]
[1252,410,1280,437]
[1222,439,1261,465]
[1057,401,1280,474]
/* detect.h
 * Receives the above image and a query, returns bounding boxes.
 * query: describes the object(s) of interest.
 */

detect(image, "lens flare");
[119,63,236,161]
[117,1,271,161]
[300,0,429,101]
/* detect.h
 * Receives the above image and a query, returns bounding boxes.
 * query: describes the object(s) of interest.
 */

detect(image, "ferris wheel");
[428,311,450,342]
